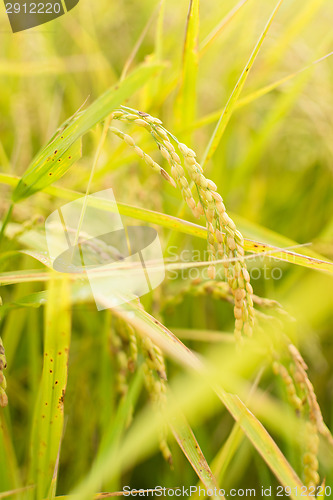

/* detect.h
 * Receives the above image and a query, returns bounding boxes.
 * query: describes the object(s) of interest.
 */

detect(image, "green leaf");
[0,486,34,499]
[200,0,250,55]
[185,50,333,133]
[12,62,164,202]
[202,0,284,166]
[175,0,199,139]
[0,414,21,493]
[214,390,308,497]
[171,413,223,498]
[28,277,71,499]
[12,136,81,203]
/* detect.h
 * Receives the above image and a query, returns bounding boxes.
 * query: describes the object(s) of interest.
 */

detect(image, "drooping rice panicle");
[141,335,172,466]
[289,344,333,447]
[110,312,171,464]
[109,107,255,340]
[303,421,320,489]
[272,341,333,489]
[272,360,303,412]
[108,125,176,188]
[162,279,289,334]
[110,317,132,398]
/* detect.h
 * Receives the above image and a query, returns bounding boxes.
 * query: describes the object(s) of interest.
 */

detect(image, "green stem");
[72,115,113,251]
[0,202,14,248]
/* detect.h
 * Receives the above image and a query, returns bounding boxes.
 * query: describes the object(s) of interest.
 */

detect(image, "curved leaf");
[12,62,164,202]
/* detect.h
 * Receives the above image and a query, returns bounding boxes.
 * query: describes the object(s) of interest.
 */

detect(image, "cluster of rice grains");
[110,317,138,399]
[108,107,255,341]
[0,335,7,408]
[111,315,172,465]
[162,278,287,319]
[273,344,333,488]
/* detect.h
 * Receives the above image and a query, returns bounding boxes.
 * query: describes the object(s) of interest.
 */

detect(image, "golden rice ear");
[141,335,171,465]
[272,339,333,490]
[110,106,255,341]
[289,344,333,447]
[110,317,140,402]
[108,126,177,188]
[303,421,320,488]
[0,388,8,408]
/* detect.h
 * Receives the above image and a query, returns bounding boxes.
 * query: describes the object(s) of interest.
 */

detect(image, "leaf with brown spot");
[28,277,71,500]
[12,62,164,202]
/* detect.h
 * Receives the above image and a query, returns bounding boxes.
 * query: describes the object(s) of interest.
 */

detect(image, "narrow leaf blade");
[171,415,223,498]
[202,0,284,165]
[28,277,71,499]
[12,62,164,202]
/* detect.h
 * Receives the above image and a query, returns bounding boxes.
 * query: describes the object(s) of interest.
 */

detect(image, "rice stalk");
[111,315,171,464]
[272,340,333,489]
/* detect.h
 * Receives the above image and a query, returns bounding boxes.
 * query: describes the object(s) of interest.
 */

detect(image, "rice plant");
[1,0,333,499]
